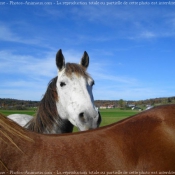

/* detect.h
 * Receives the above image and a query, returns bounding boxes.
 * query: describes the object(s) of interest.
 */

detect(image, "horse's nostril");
[79,112,84,118]
[79,112,86,123]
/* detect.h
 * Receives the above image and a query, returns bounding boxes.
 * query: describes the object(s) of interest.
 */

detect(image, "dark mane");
[26,76,73,133]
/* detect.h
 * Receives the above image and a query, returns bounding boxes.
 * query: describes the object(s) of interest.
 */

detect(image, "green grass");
[0,109,36,116]
[0,108,139,132]
[98,108,139,127]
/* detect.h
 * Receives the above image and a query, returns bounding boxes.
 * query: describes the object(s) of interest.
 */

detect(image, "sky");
[0,0,175,101]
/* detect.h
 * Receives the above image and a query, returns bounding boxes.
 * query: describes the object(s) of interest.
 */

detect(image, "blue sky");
[0,0,175,101]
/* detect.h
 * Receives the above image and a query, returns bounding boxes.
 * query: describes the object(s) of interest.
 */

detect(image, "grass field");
[0,108,139,132]
[99,108,139,127]
[0,109,36,116]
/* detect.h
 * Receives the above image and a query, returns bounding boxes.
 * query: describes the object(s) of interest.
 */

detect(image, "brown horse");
[1,104,175,175]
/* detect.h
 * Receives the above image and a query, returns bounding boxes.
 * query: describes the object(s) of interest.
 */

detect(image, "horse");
[7,49,101,134]
[1,104,175,174]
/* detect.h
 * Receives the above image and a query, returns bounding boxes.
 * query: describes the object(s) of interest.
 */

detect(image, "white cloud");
[139,31,156,39]
[0,50,57,100]
[0,22,49,46]
[0,88,46,101]
[0,50,57,77]
[69,6,175,40]
[93,85,170,101]
[94,73,137,85]
[0,25,20,42]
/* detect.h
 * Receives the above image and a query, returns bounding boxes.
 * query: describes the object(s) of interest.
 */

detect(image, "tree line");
[95,96,175,108]
[0,96,175,110]
[0,98,38,110]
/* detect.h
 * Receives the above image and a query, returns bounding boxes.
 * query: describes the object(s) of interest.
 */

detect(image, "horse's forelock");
[65,63,89,79]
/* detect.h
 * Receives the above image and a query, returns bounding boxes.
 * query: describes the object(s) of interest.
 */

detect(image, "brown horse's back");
[1,105,175,174]
[109,104,175,171]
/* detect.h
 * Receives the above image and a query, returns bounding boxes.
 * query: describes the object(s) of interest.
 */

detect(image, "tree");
[119,99,124,107]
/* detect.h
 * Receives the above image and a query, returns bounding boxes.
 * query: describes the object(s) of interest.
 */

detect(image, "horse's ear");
[56,49,65,71]
[80,51,89,69]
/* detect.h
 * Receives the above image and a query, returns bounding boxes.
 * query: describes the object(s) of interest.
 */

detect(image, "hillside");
[95,96,175,108]
[0,96,175,110]
[0,98,38,110]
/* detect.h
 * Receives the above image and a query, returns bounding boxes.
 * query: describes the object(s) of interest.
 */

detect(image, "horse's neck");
[25,109,73,134]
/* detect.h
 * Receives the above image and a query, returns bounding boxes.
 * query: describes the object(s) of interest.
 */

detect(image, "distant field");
[0,108,139,132]
[99,108,139,127]
[0,109,36,116]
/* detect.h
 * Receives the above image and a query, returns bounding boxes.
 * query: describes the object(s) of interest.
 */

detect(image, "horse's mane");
[0,113,34,170]
[26,76,73,133]
[0,113,33,152]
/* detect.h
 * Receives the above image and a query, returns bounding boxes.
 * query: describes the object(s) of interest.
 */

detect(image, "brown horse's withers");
[1,104,175,174]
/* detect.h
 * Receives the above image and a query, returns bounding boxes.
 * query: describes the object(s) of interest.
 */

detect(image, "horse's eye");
[60,82,66,87]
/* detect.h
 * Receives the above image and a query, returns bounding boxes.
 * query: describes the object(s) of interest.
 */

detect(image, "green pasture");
[0,108,139,132]
[0,109,36,116]
[99,108,139,127]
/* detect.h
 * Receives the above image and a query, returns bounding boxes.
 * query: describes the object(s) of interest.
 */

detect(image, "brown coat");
[1,105,175,175]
